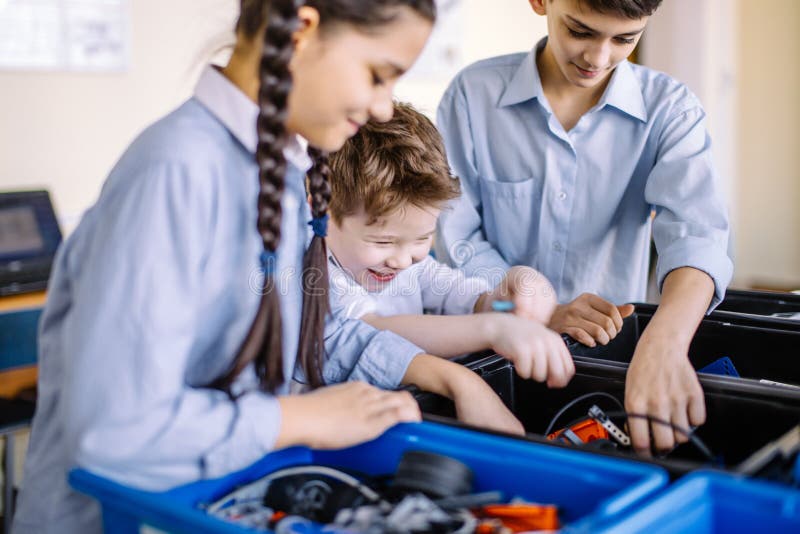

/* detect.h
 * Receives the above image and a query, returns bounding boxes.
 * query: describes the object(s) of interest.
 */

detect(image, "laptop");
[0,190,62,296]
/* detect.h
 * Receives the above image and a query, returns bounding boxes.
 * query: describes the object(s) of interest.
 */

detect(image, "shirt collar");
[498,38,648,123]
[193,65,312,171]
[499,38,548,109]
[596,59,648,122]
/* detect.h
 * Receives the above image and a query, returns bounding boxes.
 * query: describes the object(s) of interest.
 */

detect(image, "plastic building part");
[491,300,515,312]
[547,417,610,445]
[698,356,740,377]
[588,405,631,447]
[474,503,560,532]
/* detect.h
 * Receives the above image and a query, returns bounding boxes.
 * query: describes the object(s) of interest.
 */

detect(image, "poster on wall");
[0,0,129,72]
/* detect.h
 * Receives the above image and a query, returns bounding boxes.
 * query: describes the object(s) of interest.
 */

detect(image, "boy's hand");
[479,266,558,324]
[401,353,524,435]
[487,314,575,388]
[549,293,635,346]
[452,373,525,436]
[625,335,706,455]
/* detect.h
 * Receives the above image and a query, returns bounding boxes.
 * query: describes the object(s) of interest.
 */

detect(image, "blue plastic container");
[598,471,800,533]
[70,421,667,533]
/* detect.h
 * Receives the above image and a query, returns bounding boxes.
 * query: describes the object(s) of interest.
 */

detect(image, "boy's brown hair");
[329,101,460,225]
[569,0,662,19]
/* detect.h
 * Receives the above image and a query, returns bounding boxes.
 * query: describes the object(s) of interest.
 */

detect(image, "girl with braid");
[14,2,520,533]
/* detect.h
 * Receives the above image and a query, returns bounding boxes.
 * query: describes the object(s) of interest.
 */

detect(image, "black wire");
[543,392,625,436]
[543,392,715,461]
[603,410,715,462]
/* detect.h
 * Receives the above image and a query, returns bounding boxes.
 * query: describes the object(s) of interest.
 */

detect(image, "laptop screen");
[0,190,62,295]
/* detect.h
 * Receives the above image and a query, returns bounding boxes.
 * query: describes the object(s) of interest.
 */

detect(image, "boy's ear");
[529,0,547,16]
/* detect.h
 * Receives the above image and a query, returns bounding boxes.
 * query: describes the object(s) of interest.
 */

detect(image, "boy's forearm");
[641,267,715,349]
[362,313,494,358]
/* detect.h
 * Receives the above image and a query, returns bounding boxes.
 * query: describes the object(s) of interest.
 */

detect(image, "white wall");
[633,0,800,289]
[1,0,797,288]
[0,0,543,233]
[735,0,800,288]
[0,0,238,232]
[396,1,545,116]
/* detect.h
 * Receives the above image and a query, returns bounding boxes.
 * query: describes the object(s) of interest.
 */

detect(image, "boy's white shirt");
[328,252,491,319]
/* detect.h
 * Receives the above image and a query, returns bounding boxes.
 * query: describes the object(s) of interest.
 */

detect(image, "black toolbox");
[570,303,800,387]
[717,288,800,319]
[416,353,800,479]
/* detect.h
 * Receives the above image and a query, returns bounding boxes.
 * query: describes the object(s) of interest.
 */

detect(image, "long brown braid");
[212,0,300,393]
[298,146,331,388]
[214,0,436,394]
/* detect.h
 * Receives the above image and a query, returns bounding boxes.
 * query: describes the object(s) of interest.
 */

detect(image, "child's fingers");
[579,308,619,342]
[617,303,635,319]
[512,351,533,380]
[531,346,548,382]
[371,391,421,424]
[564,326,596,347]
[650,407,676,453]
[545,349,567,388]
[671,407,690,445]
[627,414,652,457]
[548,343,575,388]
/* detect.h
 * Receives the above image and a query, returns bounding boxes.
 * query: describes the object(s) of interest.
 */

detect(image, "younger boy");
[326,102,574,388]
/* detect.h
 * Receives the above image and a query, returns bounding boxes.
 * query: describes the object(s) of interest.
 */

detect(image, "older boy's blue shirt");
[435,40,733,307]
[13,66,422,534]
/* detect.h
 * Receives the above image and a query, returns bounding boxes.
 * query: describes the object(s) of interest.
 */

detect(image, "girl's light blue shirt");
[434,40,733,308]
[13,66,422,533]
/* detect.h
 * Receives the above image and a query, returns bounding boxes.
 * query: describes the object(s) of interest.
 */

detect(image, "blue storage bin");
[70,421,668,533]
[598,471,800,533]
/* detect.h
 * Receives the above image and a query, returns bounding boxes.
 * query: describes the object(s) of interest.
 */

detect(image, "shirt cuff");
[351,329,423,389]
[656,235,733,312]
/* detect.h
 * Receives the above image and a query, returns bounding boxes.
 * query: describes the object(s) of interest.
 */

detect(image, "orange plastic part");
[547,418,609,444]
[475,503,560,532]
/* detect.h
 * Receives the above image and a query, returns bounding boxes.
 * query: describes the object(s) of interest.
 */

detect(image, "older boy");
[435,0,733,454]
[326,102,575,389]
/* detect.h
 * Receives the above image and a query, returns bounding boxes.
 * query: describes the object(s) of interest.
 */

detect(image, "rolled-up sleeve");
[322,311,423,390]
[435,80,510,279]
[646,105,733,310]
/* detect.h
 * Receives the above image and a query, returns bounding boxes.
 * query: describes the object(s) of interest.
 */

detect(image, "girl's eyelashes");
[615,37,635,45]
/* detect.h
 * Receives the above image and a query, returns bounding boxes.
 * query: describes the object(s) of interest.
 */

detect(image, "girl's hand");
[277,381,420,449]
[487,314,575,388]
[549,293,635,347]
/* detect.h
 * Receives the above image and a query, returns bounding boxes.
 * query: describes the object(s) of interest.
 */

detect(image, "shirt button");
[553,242,563,252]
[558,191,567,200]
